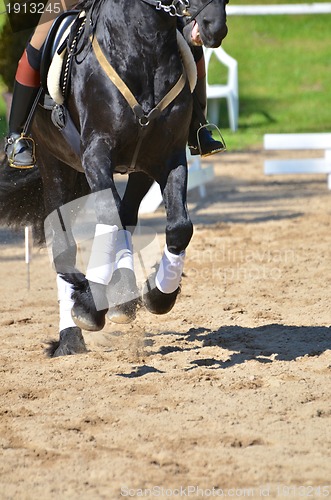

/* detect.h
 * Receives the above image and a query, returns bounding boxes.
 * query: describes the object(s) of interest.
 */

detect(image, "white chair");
[204,46,239,131]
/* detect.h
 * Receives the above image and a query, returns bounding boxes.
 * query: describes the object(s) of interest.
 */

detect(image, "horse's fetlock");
[88,280,109,312]
[142,271,180,315]
[71,279,108,331]
[167,218,193,254]
[107,268,138,323]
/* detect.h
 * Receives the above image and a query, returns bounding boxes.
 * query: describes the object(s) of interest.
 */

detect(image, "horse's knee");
[167,217,193,254]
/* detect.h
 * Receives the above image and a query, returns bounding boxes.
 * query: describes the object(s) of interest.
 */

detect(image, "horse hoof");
[107,306,136,324]
[71,305,107,331]
[72,280,108,331]
[142,273,180,315]
[107,268,138,324]
[45,327,88,357]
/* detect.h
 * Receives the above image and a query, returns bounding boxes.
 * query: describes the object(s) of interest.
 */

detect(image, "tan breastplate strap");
[91,35,187,127]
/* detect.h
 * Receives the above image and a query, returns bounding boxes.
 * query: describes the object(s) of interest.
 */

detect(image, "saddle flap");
[40,11,80,99]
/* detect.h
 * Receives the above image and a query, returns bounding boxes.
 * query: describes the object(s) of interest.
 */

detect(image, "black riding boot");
[4,81,40,168]
[188,77,226,157]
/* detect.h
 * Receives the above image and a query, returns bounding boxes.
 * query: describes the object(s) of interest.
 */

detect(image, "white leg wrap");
[57,275,77,331]
[85,224,118,285]
[155,245,185,294]
[115,230,134,271]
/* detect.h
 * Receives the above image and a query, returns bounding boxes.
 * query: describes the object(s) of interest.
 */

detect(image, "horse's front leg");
[71,140,122,331]
[107,172,154,324]
[143,156,193,314]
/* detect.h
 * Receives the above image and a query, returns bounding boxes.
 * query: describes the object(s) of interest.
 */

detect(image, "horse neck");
[95,1,179,64]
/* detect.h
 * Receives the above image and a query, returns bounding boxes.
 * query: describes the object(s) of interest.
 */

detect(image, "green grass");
[211,3,331,150]
[0,2,330,150]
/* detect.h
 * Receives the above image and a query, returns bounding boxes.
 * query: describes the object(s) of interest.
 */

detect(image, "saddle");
[40,10,84,105]
[40,11,196,107]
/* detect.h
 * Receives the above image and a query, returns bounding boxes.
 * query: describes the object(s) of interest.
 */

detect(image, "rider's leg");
[5,45,42,168]
[4,18,53,168]
[5,0,78,167]
[188,47,225,157]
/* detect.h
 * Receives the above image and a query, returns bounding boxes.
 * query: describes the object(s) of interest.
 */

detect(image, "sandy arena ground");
[0,151,330,499]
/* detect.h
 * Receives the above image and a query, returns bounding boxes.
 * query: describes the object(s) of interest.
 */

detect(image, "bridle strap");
[187,0,215,22]
[139,0,217,24]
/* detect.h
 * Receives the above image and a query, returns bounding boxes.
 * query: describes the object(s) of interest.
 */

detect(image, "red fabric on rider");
[15,50,41,88]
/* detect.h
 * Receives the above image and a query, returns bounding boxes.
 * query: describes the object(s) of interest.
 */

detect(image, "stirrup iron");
[196,123,226,157]
[6,133,36,169]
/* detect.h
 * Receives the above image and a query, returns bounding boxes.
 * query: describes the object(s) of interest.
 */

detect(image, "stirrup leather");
[6,134,36,169]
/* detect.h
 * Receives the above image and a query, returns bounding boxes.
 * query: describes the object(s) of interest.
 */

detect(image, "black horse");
[0,0,228,356]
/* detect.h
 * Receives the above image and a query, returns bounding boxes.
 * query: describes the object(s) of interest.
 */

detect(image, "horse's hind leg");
[45,276,87,357]
[107,172,154,323]
[39,161,89,355]
[143,159,193,314]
